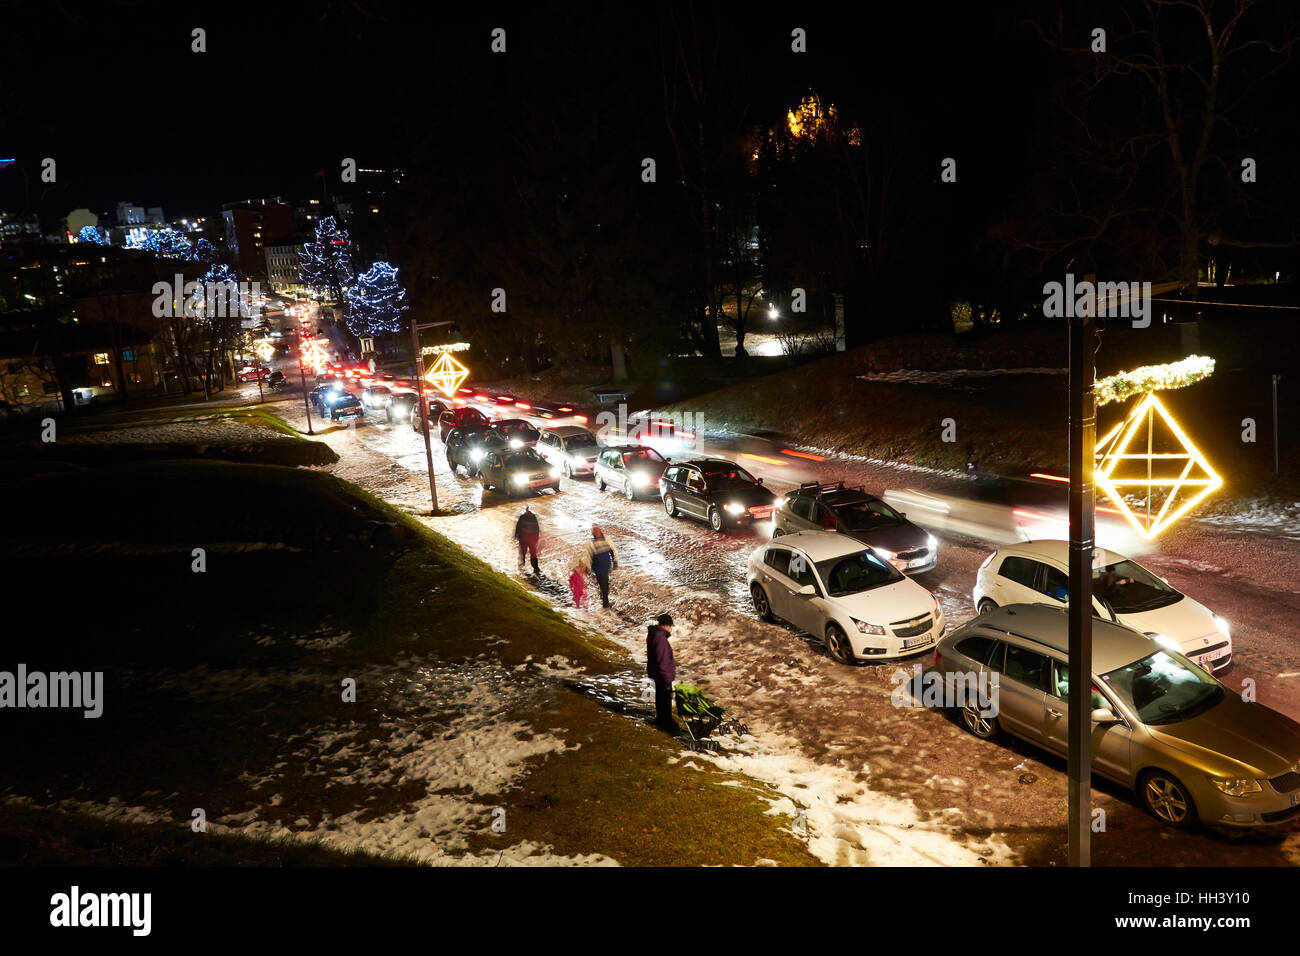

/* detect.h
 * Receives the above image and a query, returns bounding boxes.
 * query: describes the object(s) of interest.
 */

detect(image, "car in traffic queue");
[774,481,938,574]
[934,603,1300,830]
[660,458,781,531]
[310,386,364,423]
[390,392,445,429]
[594,445,670,500]
[537,425,602,478]
[973,540,1233,674]
[478,446,561,496]
[445,426,506,476]
[490,418,541,450]
[359,385,393,414]
[747,530,944,664]
[438,406,491,442]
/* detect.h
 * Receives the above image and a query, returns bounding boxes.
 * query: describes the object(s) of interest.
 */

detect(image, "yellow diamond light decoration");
[1094,391,1223,539]
[300,338,330,371]
[252,338,276,362]
[425,349,469,398]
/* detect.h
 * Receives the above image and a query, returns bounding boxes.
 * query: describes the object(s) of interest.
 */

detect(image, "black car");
[311,388,364,423]
[659,459,780,532]
[446,426,506,476]
[489,418,541,449]
[267,370,286,390]
[479,447,560,497]
[390,393,447,429]
[773,481,938,573]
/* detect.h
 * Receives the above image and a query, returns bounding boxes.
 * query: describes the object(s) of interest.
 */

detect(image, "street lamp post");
[297,329,314,436]
[410,317,456,514]
[1067,287,1097,867]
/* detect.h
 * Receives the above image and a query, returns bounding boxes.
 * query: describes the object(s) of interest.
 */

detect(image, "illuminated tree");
[344,261,408,337]
[299,216,353,304]
[136,228,193,260]
[77,225,107,245]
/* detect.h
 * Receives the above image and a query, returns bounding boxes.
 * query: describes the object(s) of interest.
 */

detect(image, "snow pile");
[62,417,293,444]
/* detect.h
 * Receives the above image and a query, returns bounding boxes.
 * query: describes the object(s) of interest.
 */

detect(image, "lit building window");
[93,352,110,365]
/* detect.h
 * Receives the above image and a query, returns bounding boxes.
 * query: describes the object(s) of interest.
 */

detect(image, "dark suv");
[774,481,937,574]
[446,426,505,476]
[659,459,780,532]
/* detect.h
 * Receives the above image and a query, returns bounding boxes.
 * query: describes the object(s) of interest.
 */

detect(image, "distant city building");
[0,211,42,245]
[264,244,302,294]
[222,200,295,280]
[115,202,147,225]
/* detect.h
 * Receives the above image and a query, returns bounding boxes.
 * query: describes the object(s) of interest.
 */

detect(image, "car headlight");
[875,548,896,560]
[510,438,523,449]
[851,618,885,635]
[1211,777,1262,797]
[470,449,484,463]
[511,474,527,485]
[1213,615,1231,638]
[926,534,937,551]
[1146,633,1180,651]
[724,502,746,514]
[773,497,787,509]
[632,472,651,487]
[549,467,561,477]
[571,454,587,466]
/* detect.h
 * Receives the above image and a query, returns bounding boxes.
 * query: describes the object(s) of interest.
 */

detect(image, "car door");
[782,548,828,635]
[757,546,795,621]
[983,641,1050,740]
[785,495,817,533]
[481,451,503,489]
[1043,659,1134,785]
[991,555,1043,606]
[681,468,708,518]
[537,432,556,466]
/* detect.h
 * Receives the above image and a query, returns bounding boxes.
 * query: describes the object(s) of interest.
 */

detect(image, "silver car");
[934,604,1300,829]
[536,425,601,478]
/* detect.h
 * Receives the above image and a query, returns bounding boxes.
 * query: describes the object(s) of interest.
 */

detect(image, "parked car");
[746,530,943,664]
[537,426,602,478]
[438,406,490,442]
[359,385,393,413]
[594,445,669,500]
[973,540,1232,674]
[236,365,271,382]
[489,418,541,449]
[266,370,286,389]
[935,603,1300,829]
[774,481,938,574]
[659,458,780,531]
[478,447,561,496]
[445,426,506,476]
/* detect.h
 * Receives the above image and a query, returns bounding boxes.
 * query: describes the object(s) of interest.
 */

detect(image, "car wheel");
[385,406,393,423]
[446,453,457,475]
[1139,770,1198,829]
[708,507,724,532]
[751,584,773,622]
[563,461,572,479]
[664,494,678,517]
[825,623,855,665]
[771,527,785,538]
[977,598,998,615]
[596,476,606,492]
[625,481,636,501]
[961,701,999,740]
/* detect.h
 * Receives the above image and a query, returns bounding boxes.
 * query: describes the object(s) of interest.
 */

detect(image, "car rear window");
[954,635,997,665]
[763,548,791,575]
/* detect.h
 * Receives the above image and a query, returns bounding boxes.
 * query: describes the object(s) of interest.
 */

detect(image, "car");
[359,385,393,412]
[489,418,541,450]
[536,426,602,478]
[774,481,938,574]
[236,365,271,382]
[594,445,669,500]
[478,447,562,496]
[972,540,1232,674]
[659,458,780,531]
[318,389,364,423]
[445,426,506,476]
[438,406,490,442]
[935,603,1300,829]
[266,370,286,389]
[406,395,449,431]
[746,530,944,664]
[387,391,433,427]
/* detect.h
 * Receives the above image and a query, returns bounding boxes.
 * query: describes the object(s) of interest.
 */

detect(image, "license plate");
[1292,792,1299,807]
[903,636,931,649]
[907,558,927,569]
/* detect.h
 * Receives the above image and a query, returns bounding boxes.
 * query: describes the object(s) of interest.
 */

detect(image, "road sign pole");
[1068,291,1097,867]
[412,319,439,514]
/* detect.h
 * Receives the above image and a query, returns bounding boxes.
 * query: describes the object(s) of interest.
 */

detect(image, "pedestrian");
[514,505,541,574]
[584,524,619,608]
[567,560,588,608]
[647,613,678,732]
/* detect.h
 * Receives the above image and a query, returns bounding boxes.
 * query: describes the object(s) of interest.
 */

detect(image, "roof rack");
[796,480,867,497]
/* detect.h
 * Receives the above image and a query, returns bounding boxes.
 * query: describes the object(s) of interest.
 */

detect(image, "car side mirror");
[756,477,764,485]
[1090,707,1119,724]
[797,584,815,596]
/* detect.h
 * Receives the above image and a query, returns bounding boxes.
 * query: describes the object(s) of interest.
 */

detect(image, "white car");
[972,540,1232,673]
[746,530,945,664]
[536,425,602,478]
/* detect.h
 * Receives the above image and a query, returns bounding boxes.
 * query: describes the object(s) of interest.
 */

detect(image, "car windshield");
[465,430,503,447]
[1093,559,1181,613]
[1100,650,1224,725]
[506,449,546,467]
[566,435,599,450]
[624,448,666,466]
[498,422,539,440]
[703,464,757,489]
[835,497,903,531]
[815,550,903,596]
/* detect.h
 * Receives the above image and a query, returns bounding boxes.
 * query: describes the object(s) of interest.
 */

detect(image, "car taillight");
[978,551,996,571]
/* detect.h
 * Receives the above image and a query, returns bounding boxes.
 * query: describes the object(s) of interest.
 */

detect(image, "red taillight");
[558,406,573,413]
[575,414,588,423]
[516,402,531,410]
[474,394,489,402]
[458,387,473,394]
[979,551,996,571]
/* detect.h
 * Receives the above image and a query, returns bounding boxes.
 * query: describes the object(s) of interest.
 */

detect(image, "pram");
[673,683,749,753]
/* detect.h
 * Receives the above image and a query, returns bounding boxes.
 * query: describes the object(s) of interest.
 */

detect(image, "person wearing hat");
[647,613,678,732]
[514,505,541,574]
[583,524,619,608]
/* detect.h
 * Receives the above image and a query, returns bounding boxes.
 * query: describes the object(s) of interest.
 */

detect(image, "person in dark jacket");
[646,613,677,732]
[514,505,540,574]
[583,524,619,608]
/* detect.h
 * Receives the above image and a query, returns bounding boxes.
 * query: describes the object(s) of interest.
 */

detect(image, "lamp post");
[297,329,314,436]
[410,317,455,514]
[1067,282,1097,867]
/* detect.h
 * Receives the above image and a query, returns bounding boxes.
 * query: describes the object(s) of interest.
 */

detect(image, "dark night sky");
[0,1,1040,222]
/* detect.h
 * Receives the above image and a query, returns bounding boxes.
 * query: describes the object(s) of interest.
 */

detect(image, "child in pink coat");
[568,562,588,608]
